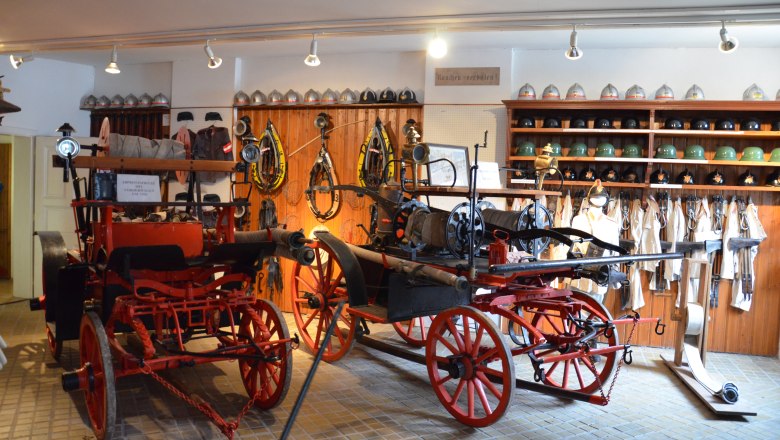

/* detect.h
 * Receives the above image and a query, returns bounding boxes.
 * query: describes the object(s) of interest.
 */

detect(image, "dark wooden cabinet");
[89,108,170,139]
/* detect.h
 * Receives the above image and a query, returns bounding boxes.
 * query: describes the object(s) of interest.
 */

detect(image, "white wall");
[239,51,426,101]
[424,49,514,104]
[172,58,237,108]
[93,62,172,101]
[0,59,93,136]
[512,48,780,101]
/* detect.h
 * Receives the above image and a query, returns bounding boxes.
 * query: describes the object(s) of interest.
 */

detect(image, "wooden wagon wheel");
[238,299,292,409]
[291,240,356,362]
[392,315,435,348]
[79,311,116,440]
[425,306,515,427]
[528,292,619,394]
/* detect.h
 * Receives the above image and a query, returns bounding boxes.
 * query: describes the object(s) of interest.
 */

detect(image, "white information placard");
[116,174,161,202]
[475,162,501,189]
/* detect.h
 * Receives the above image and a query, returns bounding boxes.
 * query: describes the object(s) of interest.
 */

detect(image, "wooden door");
[0,143,10,278]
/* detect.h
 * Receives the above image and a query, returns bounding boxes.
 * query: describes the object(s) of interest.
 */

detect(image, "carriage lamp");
[55,123,80,182]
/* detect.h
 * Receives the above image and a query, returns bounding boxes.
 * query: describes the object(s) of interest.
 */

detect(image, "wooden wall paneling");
[236,105,422,312]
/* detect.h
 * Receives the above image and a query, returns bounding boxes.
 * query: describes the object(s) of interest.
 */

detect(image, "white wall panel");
[93,62,172,100]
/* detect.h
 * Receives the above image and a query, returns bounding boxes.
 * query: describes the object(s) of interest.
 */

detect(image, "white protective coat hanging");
[640,197,662,273]
[567,207,621,303]
[627,198,645,310]
[682,198,717,307]
[665,197,686,283]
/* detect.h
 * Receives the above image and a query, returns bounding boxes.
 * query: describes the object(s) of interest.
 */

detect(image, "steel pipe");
[489,252,684,274]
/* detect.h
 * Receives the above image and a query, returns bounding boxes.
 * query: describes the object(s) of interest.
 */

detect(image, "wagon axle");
[62,363,95,392]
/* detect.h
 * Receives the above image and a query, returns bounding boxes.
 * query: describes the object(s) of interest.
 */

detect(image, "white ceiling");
[2,0,780,68]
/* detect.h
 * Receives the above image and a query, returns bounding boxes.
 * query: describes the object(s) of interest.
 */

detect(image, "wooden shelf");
[503,99,780,112]
[508,156,651,163]
[509,128,650,135]
[653,129,780,139]
[507,156,780,167]
[509,127,780,139]
[412,186,560,198]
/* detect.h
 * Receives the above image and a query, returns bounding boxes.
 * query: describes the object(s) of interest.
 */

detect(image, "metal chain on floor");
[139,362,260,439]
[585,314,640,405]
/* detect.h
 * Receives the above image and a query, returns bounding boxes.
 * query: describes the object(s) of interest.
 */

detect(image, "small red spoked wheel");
[238,299,292,409]
[392,315,435,347]
[79,311,116,440]
[528,292,619,394]
[426,306,515,427]
[291,240,355,362]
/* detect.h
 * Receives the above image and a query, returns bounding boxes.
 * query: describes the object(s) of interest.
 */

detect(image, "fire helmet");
[152,93,170,108]
[517,83,537,100]
[579,167,597,181]
[398,87,418,103]
[740,118,761,131]
[378,87,397,103]
[766,169,780,187]
[138,93,152,107]
[303,89,321,105]
[284,89,301,105]
[622,117,639,129]
[566,83,587,100]
[770,147,780,162]
[569,117,587,128]
[649,168,669,184]
[743,83,766,101]
[80,95,97,110]
[234,91,250,106]
[268,90,284,105]
[685,84,705,100]
[95,95,111,109]
[625,84,646,100]
[622,144,642,158]
[600,167,619,182]
[715,119,735,130]
[542,84,561,100]
[676,169,695,185]
[514,141,536,156]
[713,146,737,161]
[568,142,589,157]
[655,84,674,100]
[706,170,726,185]
[561,167,577,181]
[339,88,357,104]
[683,144,705,160]
[321,89,338,105]
[740,146,765,162]
[110,94,124,108]
[737,170,758,186]
[691,118,710,130]
[595,118,614,129]
[542,117,561,128]
[655,144,677,159]
[547,142,562,156]
[664,118,683,130]
[124,93,138,108]
[251,90,267,105]
[519,117,535,128]
[621,167,639,183]
[595,142,615,157]
[600,83,620,100]
[359,88,378,104]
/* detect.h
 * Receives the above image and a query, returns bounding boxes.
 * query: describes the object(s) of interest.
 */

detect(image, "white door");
[32,136,97,297]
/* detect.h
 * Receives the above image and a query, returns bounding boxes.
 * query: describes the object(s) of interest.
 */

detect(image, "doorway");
[0,143,10,280]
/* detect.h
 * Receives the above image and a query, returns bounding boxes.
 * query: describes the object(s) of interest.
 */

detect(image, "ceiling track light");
[304,34,321,67]
[428,31,448,59]
[565,25,583,60]
[105,45,120,74]
[719,20,739,53]
[204,39,222,69]
[9,54,33,69]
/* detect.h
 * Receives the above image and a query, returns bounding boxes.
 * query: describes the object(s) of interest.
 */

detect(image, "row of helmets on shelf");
[512,140,780,162]
[80,93,170,110]
[520,115,780,131]
[233,87,418,106]
[647,167,780,187]
[516,82,780,101]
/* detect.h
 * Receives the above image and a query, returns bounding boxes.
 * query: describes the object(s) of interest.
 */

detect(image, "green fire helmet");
[567,142,589,157]
[713,146,737,161]
[595,142,615,157]
[769,147,780,162]
[683,144,705,160]
[547,142,562,156]
[740,146,765,162]
[514,140,536,156]
[655,144,677,159]
[622,143,642,158]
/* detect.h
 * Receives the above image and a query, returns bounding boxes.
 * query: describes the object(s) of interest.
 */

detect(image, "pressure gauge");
[55,136,80,159]
[241,143,260,163]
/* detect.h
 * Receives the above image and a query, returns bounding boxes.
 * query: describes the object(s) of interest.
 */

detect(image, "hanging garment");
[639,197,662,273]
[627,198,646,310]
[554,193,573,228]
[192,126,233,183]
[720,199,739,281]
[665,197,686,283]
[174,126,195,184]
[729,201,766,311]
[607,197,622,225]
[567,207,621,303]
[681,198,717,306]
[97,117,111,151]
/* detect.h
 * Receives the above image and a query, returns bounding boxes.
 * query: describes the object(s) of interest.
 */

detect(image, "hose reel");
[482,204,553,253]
[392,200,484,258]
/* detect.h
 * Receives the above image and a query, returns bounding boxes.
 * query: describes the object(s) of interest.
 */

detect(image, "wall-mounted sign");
[116,174,161,202]
[434,67,500,86]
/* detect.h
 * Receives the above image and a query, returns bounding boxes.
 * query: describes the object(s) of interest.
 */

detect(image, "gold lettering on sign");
[435,67,500,86]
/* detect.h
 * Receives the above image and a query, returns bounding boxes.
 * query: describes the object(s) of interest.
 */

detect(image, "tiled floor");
[1,298,779,439]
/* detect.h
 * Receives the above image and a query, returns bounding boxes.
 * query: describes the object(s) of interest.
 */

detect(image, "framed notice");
[427,144,470,187]
[116,174,161,202]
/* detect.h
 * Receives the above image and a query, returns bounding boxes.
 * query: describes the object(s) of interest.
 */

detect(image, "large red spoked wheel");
[392,315,435,347]
[45,323,62,361]
[528,292,619,394]
[426,307,515,427]
[291,240,356,362]
[79,311,116,440]
[238,299,292,409]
